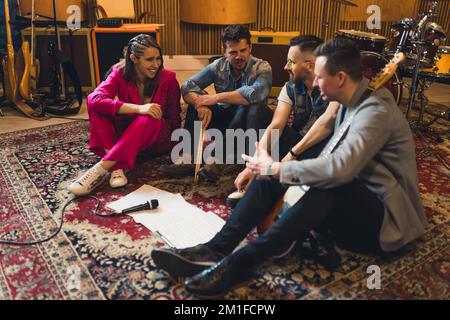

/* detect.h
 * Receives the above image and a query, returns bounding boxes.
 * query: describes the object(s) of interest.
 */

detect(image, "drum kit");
[332,0,448,137]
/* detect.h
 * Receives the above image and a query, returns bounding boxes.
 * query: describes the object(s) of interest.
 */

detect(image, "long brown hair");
[120,34,164,98]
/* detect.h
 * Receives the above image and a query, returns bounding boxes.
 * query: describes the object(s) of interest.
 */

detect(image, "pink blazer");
[87,67,181,134]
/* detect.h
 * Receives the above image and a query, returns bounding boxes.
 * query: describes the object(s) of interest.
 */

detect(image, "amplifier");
[250,31,299,98]
[91,24,163,85]
[21,27,96,93]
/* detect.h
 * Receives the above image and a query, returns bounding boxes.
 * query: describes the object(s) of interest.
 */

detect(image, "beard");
[232,59,246,70]
[292,73,305,85]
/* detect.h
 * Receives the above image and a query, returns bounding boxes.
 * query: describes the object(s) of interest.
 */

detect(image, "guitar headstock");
[369,52,405,91]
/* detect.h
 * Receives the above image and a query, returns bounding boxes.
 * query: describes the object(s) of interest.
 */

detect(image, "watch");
[267,163,274,176]
[289,148,297,158]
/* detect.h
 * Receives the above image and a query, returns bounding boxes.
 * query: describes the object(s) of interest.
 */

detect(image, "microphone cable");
[0,195,103,246]
[0,193,158,246]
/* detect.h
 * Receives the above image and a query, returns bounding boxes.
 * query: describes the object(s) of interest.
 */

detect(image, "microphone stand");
[405,14,429,120]
[321,0,329,40]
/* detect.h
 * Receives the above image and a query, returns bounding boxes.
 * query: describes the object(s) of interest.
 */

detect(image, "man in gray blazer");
[151,38,427,298]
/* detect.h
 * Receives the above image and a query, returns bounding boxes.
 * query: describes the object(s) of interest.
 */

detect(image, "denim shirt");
[181,56,272,106]
[285,80,329,134]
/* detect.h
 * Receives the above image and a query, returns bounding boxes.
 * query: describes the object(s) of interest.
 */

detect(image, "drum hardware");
[405,1,447,144]
[393,18,415,56]
[335,30,387,54]
[409,77,448,144]
[321,0,358,39]
[426,110,449,129]
[405,1,439,120]
[387,15,445,68]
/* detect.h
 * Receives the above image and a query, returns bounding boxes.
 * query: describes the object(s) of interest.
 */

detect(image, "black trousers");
[207,141,385,268]
[184,103,273,161]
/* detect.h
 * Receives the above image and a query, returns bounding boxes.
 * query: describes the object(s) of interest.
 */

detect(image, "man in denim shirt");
[160,25,273,182]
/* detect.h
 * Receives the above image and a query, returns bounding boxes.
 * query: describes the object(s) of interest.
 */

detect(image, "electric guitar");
[257,52,406,235]
[43,0,82,115]
[2,0,17,102]
[19,0,40,100]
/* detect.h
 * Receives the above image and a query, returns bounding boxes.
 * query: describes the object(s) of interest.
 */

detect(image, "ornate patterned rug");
[0,111,448,300]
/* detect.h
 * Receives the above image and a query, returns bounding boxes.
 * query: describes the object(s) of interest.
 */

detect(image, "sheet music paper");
[107,185,225,248]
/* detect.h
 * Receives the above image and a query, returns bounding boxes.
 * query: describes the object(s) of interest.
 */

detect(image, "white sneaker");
[109,169,128,188]
[68,164,107,196]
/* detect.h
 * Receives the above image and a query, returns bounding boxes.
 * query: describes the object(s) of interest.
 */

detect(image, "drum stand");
[405,39,447,144]
[408,76,445,143]
[404,6,446,144]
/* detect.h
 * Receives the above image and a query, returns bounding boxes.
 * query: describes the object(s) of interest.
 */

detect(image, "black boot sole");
[151,249,215,278]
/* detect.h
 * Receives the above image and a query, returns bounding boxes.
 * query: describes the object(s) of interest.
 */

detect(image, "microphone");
[417,14,428,33]
[121,200,159,214]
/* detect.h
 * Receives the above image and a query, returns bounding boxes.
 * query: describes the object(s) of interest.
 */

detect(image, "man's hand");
[196,106,212,129]
[194,94,219,108]
[234,167,254,191]
[242,142,281,179]
[139,103,163,120]
[281,153,295,163]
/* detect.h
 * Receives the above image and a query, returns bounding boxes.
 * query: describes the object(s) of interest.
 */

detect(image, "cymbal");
[334,0,358,7]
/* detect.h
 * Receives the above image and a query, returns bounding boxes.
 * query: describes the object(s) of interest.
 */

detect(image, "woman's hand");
[196,106,212,129]
[140,103,163,120]
[234,167,254,191]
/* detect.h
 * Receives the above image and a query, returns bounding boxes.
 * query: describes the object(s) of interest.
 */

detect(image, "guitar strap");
[298,87,373,193]
[320,87,373,158]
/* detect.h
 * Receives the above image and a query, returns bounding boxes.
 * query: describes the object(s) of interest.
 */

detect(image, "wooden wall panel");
[180,0,257,25]
[342,0,418,22]
[106,0,448,55]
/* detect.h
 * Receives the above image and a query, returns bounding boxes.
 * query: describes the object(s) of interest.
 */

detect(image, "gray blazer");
[280,78,427,252]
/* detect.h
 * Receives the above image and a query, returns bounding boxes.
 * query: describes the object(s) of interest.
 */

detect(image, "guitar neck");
[4,0,13,47]
[31,0,36,62]
[368,53,405,92]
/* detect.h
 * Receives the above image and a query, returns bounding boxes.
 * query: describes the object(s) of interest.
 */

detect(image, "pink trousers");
[88,110,173,171]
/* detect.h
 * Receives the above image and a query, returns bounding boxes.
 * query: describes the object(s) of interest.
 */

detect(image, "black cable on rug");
[0,195,128,246]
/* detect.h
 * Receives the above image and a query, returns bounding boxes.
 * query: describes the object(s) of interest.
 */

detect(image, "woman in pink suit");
[68,34,181,196]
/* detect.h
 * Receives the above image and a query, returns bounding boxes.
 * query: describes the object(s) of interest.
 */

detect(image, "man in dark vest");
[228,35,338,207]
